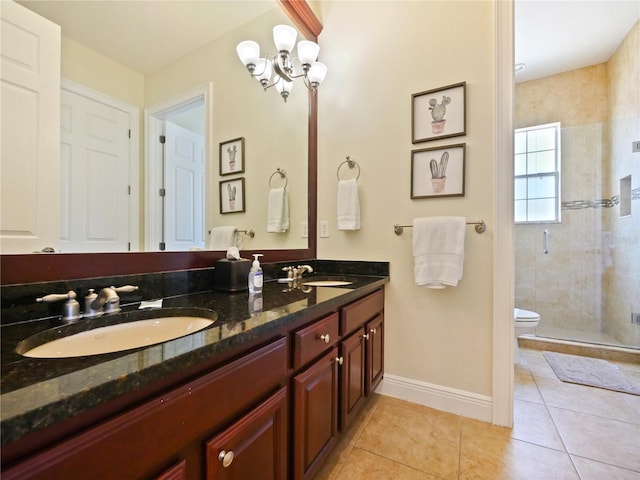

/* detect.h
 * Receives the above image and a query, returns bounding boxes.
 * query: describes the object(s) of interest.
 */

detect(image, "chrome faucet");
[86,285,139,317]
[292,265,314,278]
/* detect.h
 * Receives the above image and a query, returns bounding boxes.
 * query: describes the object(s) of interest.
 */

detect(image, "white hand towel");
[337,179,360,230]
[209,226,238,250]
[412,216,466,288]
[267,188,289,233]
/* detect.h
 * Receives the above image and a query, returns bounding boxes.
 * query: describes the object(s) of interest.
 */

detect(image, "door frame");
[61,79,140,251]
[144,83,212,251]
[492,0,515,427]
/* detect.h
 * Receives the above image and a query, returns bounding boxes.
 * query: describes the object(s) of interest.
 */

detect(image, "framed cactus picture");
[219,137,245,176]
[219,177,245,214]
[411,143,466,199]
[411,82,466,143]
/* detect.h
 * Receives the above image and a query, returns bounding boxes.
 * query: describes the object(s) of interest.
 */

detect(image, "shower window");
[514,122,561,223]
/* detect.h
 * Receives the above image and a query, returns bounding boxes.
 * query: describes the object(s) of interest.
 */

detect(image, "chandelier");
[236,25,327,102]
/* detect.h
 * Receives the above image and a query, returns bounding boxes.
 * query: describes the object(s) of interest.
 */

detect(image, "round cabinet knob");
[363,333,369,340]
[218,450,235,468]
[320,333,330,343]
[370,328,377,335]
[335,356,344,365]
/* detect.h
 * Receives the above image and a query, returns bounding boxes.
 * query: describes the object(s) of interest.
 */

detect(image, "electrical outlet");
[632,140,640,153]
[300,222,308,238]
[320,221,330,238]
[632,313,640,325]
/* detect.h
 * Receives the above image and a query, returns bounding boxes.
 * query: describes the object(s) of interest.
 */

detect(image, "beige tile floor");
[315,348,640,480]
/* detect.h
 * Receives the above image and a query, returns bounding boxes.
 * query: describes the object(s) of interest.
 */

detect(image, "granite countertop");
[1,273,388,446]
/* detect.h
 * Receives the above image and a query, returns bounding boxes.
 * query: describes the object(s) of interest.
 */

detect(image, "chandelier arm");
[249,54,276,78]
[273,59,294,82]
[261,75,282,91]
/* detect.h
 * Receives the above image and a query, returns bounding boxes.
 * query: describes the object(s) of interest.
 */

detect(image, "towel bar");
[208,228,255,238]
[394,220,486,235]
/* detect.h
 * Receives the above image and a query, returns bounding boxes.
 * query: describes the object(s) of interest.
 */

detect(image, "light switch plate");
[320,221,330,238]
[300,222,308,238]
[632,140,640,153]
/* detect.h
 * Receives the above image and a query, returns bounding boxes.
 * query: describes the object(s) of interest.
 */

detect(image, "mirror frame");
[0,0,321,285]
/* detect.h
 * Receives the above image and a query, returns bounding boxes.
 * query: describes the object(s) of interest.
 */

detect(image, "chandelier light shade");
[273,25,297,52]
[236,41,260,72]
[236,24,327,102]
[297,40,320,68]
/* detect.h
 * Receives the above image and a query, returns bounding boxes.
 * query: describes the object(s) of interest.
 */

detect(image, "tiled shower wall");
[602,20,640,348]
[514,20,639,348]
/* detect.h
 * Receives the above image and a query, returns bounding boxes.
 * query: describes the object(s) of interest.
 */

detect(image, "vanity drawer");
[293,313,339,370]
[340,289,384,335]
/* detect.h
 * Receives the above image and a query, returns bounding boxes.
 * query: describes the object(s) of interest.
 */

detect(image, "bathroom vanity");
[0,261,388,479]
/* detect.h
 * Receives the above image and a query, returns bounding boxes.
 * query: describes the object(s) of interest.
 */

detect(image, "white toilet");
[514,308,540,363]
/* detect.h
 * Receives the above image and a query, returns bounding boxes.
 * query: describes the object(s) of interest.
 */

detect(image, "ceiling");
[18,1,640,81]
[515,0,640,83]
[17,0,278,75]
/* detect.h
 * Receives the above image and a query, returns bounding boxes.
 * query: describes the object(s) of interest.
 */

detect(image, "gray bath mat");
[543,351,640,396]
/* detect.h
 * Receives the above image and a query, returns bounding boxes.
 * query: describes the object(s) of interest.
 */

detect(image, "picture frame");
[219,177,245,214]
[411,143,466,199]
[219,137,245,176]
[411,82,466,143]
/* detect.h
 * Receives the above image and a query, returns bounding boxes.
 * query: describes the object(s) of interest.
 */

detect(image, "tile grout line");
[529,358,583,479]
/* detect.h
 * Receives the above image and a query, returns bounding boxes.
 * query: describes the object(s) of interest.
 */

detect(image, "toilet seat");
[514,308,540,324]
[513,308,540,327]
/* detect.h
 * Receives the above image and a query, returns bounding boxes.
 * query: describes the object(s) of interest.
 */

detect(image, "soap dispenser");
[248,254,264,294]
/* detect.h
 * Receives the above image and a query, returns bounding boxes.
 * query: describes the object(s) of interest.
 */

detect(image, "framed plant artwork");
[411,143,466,199]
[219,177,245,214]
[411,82,466,143]
[219,137,245,175]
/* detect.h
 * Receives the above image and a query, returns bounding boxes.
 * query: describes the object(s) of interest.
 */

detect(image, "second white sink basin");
[21,316,214,358]
[302,280,353,287]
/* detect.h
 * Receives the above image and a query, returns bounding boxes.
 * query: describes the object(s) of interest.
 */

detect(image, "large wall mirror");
[1,0,320,284]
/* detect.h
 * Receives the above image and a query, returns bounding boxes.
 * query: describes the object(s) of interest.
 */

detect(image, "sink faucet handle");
[36,290,77,303]
[36,291,80,322]
[282,267,294,279]
[112,285,139,294]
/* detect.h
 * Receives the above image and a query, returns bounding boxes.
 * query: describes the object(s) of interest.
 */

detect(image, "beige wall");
[61,36,145,108]
[317,1,496,397]
[514,20,639,347]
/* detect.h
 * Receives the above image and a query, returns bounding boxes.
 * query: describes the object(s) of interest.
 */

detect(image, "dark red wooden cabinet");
[3,288,385,480]
[2,339,287,480]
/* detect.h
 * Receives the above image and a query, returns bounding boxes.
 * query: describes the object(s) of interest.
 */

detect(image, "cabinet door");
[206,387,287,480]
[366,314,384,394]
[293,347,339,480]
[339,328,366,431]
[153,460,186,480]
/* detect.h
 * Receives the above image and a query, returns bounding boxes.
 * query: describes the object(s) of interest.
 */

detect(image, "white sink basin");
[21,316,214,358]
[302,280,353,287]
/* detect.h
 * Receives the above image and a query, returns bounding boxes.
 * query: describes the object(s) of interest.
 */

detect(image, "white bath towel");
[413,216,466,288]
[267,188,289,233]
[209,226,239,250]
[337,179,360,230]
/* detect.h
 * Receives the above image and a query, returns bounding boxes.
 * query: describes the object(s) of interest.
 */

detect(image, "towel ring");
[337,155,361,181]
[269,168,288,190]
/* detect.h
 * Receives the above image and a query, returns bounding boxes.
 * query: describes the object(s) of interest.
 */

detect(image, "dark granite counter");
[1,262,388,448]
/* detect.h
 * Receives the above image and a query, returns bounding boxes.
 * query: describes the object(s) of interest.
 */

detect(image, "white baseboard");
[376,373,493,423]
